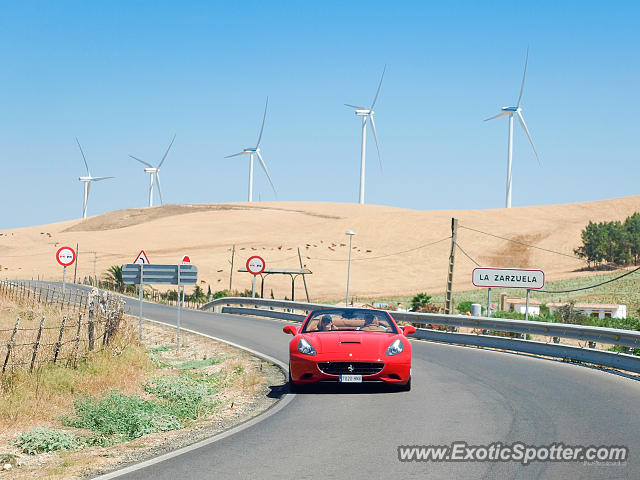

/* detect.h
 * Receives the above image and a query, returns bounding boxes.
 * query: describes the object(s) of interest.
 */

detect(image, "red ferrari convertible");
[283,308,415,391]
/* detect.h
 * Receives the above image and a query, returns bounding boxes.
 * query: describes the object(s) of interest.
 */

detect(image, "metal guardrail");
[202,297,640,373]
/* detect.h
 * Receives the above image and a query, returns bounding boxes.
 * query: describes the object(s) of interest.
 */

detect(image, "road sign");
[246,256,265,275]
[181,255,191,265]
[122,264,198,285]
[56,246,76,267]
[472,267,545,290]
[134,250,150,265]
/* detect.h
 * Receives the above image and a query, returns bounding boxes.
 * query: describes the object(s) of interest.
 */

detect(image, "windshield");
[302,309,397,333]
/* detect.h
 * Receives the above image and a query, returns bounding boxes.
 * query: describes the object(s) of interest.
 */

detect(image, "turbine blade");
[92,176,115,181]
[484,111,509,122]
[255,151,277,196]
[225,151,246,158]
[255,97,268,148]
[517,111,541,166]
[370,65,386,109]
[158,134,176,168]
[368,115,383,172]
[76,138,90,176]
[130,155,153,168]
[155,171,164,205]
[517,47,529,108]
[344,104,366,110]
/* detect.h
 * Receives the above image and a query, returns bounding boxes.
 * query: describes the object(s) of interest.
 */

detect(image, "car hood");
[303,331,399,356]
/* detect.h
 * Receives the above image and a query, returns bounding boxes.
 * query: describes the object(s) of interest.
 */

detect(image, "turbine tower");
[345,65,385,204]
[485,49,541,208]
[129,135,176,207]
[76,138,114,219]
[225,98,276,202]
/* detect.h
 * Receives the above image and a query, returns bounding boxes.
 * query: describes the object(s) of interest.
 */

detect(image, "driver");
[358,313,388,331]
[318,315,334,331]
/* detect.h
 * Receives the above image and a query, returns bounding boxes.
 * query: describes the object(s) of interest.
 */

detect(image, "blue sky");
[1,1,638,228]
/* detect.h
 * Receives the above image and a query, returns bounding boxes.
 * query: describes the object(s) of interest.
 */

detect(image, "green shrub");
[12,427,78,454]
[143,375,218,420]
[456,301,473,314]
[61,391,182,440]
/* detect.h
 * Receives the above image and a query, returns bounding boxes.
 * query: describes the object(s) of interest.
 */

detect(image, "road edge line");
[91,316,294,480]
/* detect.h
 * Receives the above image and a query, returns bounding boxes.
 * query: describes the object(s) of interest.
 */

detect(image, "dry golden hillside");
[1,197,639,301]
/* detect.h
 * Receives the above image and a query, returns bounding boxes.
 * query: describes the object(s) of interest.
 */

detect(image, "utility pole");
[229,245,236,291]
[444,218,458,314]
[73,243,79,284]
[93,252,97,285]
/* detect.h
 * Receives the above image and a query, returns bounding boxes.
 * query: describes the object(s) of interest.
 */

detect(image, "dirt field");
[1,196,639,301]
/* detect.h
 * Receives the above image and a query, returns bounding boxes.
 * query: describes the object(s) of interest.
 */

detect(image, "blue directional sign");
[122,264,198,285]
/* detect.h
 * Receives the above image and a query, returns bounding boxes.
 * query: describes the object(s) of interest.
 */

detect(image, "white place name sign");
[472,267,545,290]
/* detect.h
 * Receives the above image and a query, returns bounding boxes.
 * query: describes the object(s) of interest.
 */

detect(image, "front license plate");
[339,374,362,383]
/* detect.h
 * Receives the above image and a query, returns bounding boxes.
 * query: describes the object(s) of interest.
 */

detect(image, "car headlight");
[298,338,316,356]
[385,339,403,356]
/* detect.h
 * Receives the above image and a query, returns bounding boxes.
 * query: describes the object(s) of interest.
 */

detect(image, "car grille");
[317,362,384,375]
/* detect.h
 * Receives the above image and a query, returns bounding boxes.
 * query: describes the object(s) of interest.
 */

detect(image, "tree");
[192,285,206,303]
[411,293,432,311]
[625,212,640,265]
[102,265,124,292]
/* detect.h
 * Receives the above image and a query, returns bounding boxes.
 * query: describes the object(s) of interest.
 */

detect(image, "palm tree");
[103,265,124,292]
[192,285,206,304]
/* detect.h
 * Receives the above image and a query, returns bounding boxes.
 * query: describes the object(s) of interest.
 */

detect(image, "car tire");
[399,376,411,392]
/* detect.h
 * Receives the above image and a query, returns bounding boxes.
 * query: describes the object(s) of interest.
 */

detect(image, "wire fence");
[0,280,126,375]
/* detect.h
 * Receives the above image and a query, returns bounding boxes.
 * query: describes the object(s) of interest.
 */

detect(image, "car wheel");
[399,376,411,392]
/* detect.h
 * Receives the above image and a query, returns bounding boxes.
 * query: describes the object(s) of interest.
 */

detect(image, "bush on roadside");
[61,391,182,440]
[12,427,78,455]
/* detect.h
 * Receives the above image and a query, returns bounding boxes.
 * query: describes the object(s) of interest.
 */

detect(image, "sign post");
[56,246,76,294]
[139,264,144,339]
[177,262,181,352]
[122,263,198,347]
[246,256,266,298]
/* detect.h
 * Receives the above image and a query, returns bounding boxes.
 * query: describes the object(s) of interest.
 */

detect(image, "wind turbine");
[485,48,541,208]
[129,135,176,207]
[76,138,114,219]
[225,98,276,202]
[345,65,385,205]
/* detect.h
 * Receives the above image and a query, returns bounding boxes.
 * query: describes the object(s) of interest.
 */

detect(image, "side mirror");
[283,325,297,336]
[403,325,416,336]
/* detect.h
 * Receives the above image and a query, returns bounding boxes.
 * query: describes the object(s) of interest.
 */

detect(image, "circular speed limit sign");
[56,246,76,267]
[246,256,265,275]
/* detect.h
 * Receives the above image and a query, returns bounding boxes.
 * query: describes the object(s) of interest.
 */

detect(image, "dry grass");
[0,319,151,443]
[3,197,640,301]
[0,297,275,480]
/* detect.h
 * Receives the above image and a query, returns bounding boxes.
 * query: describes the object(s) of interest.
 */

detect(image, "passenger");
[318,315,334,331]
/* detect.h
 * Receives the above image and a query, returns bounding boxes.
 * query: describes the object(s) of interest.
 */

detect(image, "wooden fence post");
[53,316,67,364]
[70,314,82,368]
[2,317,20,374]
[88,304,95,351]
[29,316,46,373]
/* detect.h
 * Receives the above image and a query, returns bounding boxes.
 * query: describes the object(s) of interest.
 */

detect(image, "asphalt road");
[28,283,640,479]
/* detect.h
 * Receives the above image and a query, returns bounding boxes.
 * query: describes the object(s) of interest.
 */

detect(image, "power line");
[305,236,452,262]
[454,241,482,267]
[459,224,580,260]
[540,266,640,293]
